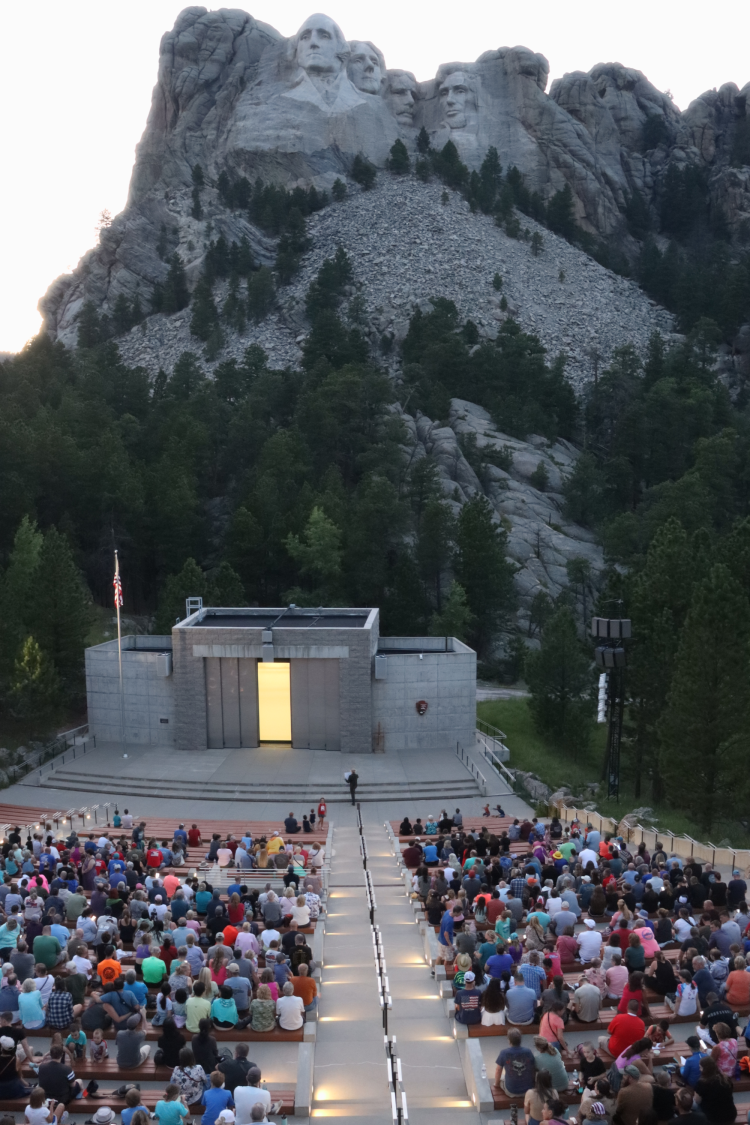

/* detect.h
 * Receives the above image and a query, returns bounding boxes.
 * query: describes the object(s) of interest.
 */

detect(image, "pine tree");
[416,126,431,155]
[416,497,455,611]
[247,268,275,322]
[130,292,144,325]
[27,528,92,698]
[530,230,544,256]
[454,495,516,655]
[429,581,475,641]
[658,563,750,831]
[332,178,347,202]
[222,275,246,334]
[208,561,245,607]
[190,277,220,342]
[352,155,377,191]
[77,302,102,349]
[112,294,133,336]
[155,558,209,632]
[9,636,61,739]
[627,519,697,800]
[547,183,576,240]
[525,605,593,757]
[161,254,190,314]
[565,556,592,633]
[0,516,44,678]
[285,506,344,604]
[387,139,410,175]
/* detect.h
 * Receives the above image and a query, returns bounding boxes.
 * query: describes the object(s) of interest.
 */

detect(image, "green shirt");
[33,934,62,968]
[558,841,578,860]
[141,955,167,984]
[66,894,88,922]
[185,995,212,1033]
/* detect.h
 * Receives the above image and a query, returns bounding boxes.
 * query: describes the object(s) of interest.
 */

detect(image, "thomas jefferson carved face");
[295,15,346,75]
[348,42,384,94]
[439,71,471,129]
[386,70,417,122]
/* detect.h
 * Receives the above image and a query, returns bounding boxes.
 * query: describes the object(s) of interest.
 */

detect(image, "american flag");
[113,554,123,609]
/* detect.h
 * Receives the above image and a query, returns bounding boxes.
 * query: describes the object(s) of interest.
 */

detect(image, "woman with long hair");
[480,977,506,1026]
[198,965,219,999]
[209,949,227,987]
[525,915,546,952]
[154,1015,185,1069]
[524,1070,554,1125]
[623,931,645,973]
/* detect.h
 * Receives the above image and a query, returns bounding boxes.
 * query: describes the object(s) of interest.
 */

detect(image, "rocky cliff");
[39,7,750,347]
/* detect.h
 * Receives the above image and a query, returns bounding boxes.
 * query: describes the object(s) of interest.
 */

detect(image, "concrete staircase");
[34,765,482,803]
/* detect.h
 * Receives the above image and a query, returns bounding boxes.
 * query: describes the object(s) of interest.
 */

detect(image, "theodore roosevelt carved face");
[386,70,417,123]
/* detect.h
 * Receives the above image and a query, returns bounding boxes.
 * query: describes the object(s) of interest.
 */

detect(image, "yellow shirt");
[267,836,284,854]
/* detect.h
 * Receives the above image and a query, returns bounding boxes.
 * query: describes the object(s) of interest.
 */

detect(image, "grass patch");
[478,698,750,850]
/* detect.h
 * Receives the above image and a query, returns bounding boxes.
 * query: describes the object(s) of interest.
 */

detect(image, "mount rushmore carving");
[39,6,750,346]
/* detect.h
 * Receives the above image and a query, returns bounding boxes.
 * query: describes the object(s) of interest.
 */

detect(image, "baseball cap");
[464,971,475,982]
[584,918,596,929]
[624,1065,640,1078]
[590,1104,606,1117]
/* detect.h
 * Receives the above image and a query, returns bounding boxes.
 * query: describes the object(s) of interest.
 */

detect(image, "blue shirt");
[423,845,438,864]
[519,962,546,997]
[174,829,188,845]
[680,1051,706,1087]
[226,883,243,898]
[200,1088,233,1125]
[438,911,454,947]
[122,1104,148,1125]
[505,984,537,1024]
[50,924,69,946]
[126,979,148,1005]
[485,952,513,978]
[108,860,125,874]
[454,987,481,1024]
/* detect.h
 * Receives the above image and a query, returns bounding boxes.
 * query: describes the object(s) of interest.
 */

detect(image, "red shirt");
[486,900,503,924]
[187,828,202,846]
[556,934,578,965]
[606,1013,645,1058]
[618,985,645,1015]
[318,803,326,817]
[146,849,162,868]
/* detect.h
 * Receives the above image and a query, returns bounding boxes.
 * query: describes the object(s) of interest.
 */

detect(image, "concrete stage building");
[85,607,476,754]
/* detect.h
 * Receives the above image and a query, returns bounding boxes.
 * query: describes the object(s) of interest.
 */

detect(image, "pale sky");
[1,0,748,354]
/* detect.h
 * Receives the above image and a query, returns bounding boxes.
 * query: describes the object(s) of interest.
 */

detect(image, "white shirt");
[35,973,54,1003]
[674,917,695,942]
[276,994,304,1030]
[547,897,563,916]
[72,954,93,978]
[234,1087,271,1125]
[121,815,133,829]
[261,929,280,949]
[577,928,603,962]
[579,849,599,869]
[217,849,232,867]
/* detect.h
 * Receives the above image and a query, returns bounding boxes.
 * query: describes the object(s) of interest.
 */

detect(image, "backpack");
[607,1061,622,1093]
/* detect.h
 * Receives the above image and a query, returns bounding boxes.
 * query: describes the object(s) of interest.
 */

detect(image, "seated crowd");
[405,813,750,1124]
[0,820,325,1117]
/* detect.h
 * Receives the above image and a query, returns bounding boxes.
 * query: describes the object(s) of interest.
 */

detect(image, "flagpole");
[114,550,125,750]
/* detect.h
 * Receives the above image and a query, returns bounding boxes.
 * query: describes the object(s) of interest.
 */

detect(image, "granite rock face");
[111,177,675,389]
[39,7,750,345]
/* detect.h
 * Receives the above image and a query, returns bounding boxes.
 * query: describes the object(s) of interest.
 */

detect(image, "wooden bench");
[0,1085,296,1115]
[489,1074,750,1112]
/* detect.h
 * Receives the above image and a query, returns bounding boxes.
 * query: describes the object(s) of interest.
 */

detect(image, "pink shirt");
[605,965,629,997]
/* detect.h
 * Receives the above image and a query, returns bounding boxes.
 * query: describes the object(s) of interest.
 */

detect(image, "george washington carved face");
[294,14,348,76]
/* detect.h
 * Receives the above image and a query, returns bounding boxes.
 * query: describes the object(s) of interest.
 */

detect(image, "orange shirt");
[292,976,318,1006]
[98,958,122,986]
[222,924,239,949]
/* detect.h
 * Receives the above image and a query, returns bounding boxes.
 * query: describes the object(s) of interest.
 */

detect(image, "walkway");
[313,811,471,1124]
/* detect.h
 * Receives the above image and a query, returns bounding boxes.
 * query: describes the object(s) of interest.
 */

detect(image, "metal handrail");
[455,745,488,796]
[476,717,508,744]
[476,733,515,787]
[2,725,94,787]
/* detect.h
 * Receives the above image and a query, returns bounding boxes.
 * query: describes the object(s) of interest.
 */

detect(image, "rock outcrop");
[38,7,750,346]
[402,399,605,635]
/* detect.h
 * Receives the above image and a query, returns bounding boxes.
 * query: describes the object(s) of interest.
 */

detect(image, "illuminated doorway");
[257,661,291,742]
